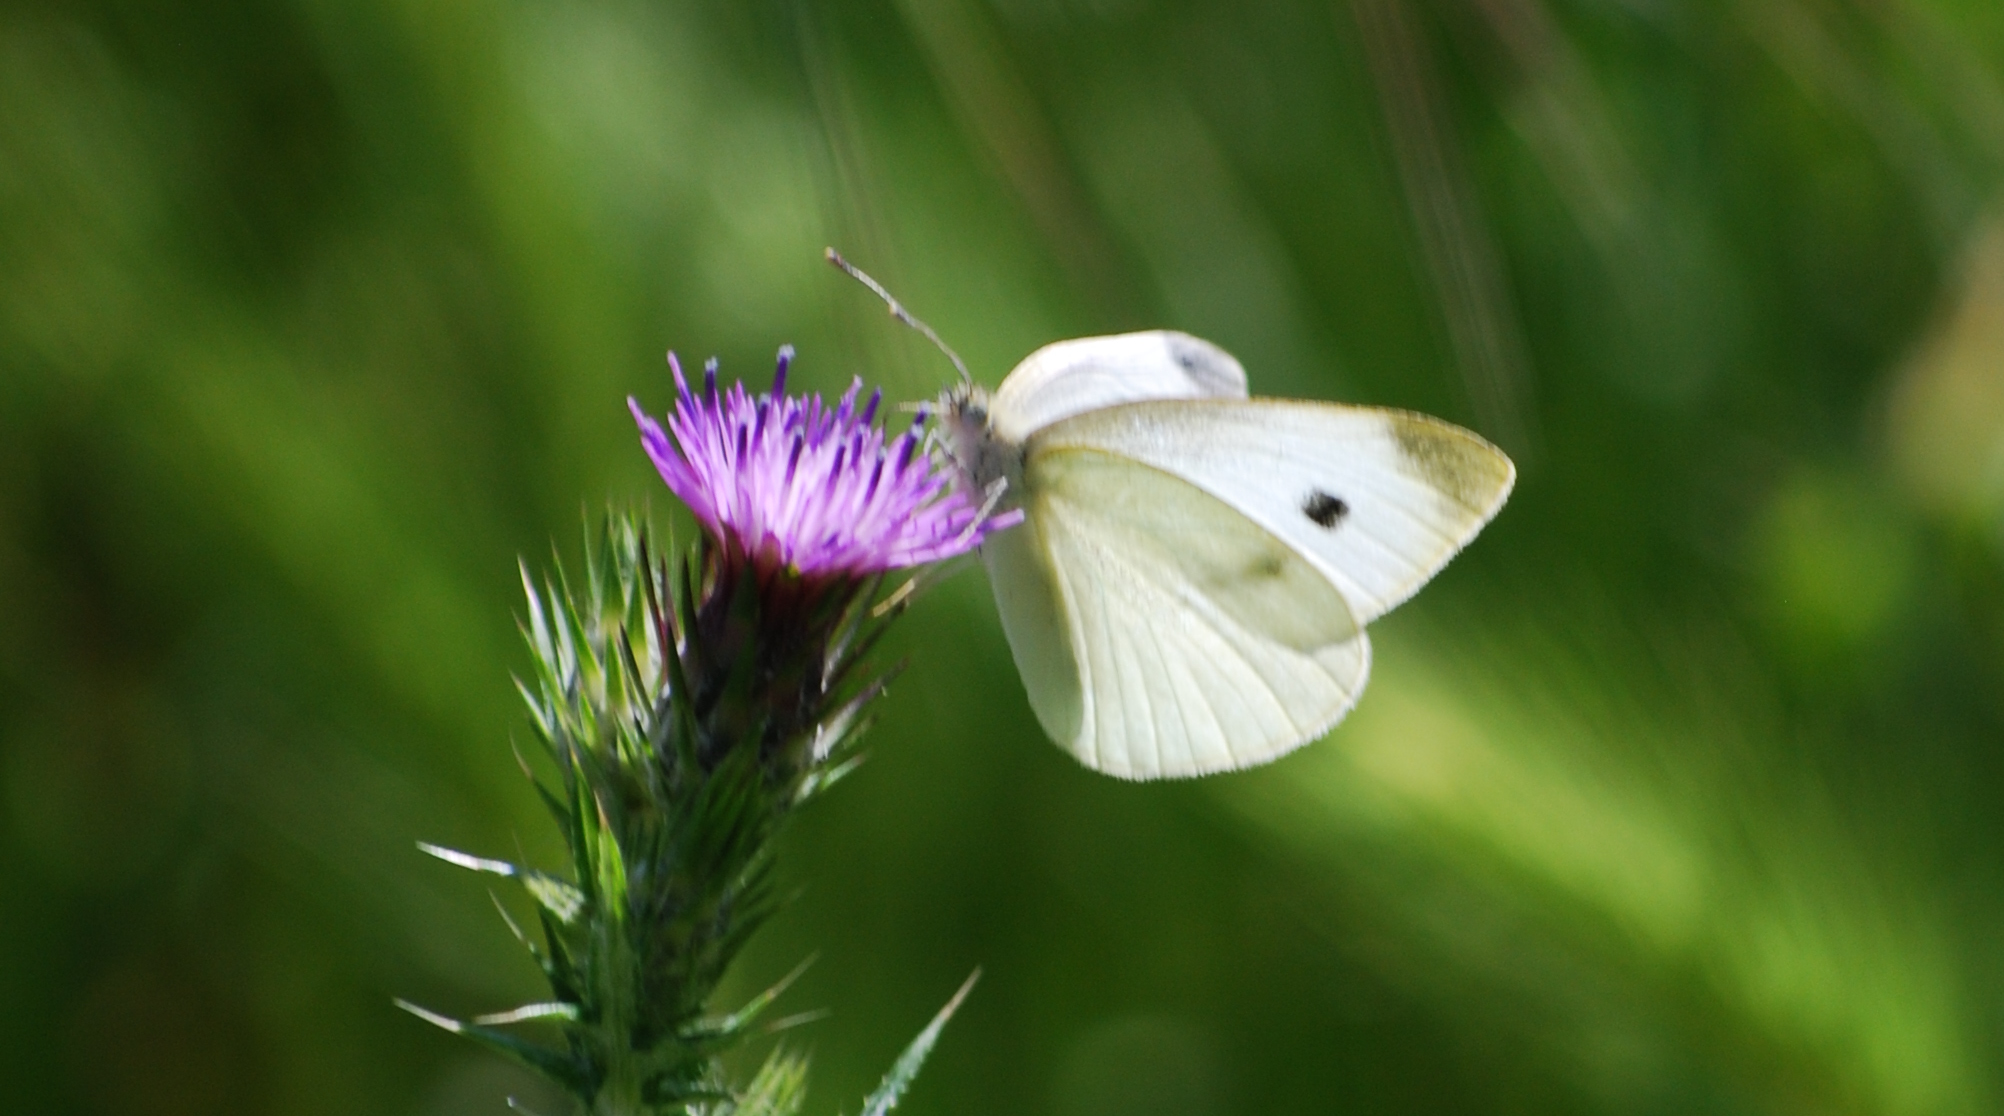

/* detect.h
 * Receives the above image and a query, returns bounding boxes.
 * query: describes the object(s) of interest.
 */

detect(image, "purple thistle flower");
[630,346,1021,581]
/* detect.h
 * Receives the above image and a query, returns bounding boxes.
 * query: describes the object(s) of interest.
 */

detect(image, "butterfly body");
[945,331,1513,780]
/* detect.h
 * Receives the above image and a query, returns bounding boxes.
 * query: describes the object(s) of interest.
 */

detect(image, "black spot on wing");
[1303,490,1347,528]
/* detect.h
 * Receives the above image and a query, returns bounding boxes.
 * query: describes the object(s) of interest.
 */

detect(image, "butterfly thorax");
[940,384,1026,509]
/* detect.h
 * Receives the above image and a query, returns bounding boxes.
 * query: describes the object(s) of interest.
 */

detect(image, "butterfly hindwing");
[986,444,1371,779]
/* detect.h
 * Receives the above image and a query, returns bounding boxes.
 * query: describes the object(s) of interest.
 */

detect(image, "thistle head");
[629,346,1019,591]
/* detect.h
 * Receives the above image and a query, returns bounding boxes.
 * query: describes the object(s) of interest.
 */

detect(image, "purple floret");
[631,346,1021,580]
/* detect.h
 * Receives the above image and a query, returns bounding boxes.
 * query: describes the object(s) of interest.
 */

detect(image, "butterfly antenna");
[825,247,972,387]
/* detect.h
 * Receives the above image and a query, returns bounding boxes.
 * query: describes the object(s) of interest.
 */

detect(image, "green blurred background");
[6,0,2004,1112]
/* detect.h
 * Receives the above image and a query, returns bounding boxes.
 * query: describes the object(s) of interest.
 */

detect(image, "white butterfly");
[941,330,1514,780]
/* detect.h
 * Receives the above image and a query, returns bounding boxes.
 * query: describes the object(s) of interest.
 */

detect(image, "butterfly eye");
[1302,490,1348,528]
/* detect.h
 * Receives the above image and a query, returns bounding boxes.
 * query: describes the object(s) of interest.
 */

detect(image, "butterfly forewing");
[1030,400,1514,626]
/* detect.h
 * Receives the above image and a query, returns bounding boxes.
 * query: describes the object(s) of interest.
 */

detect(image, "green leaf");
[395,999,591,1092]
[534,905,581,1003]
[487,890,552,974]
[527,772,573,832]
[523,872,587,924]
[795,752,867,804]
[683,955,816,1048]
[473,1001,581,1025]
[520,560,556,675]
[418,842,520,876]
[810,675,889,764]
[587,794,630,925]
[735,1045,811,1116]
[859,971,979,1116]
[416,843,584,924]
[515,676,555,738]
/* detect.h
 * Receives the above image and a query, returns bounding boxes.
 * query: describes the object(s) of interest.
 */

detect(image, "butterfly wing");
[1031,400,1515,626]
[984,445,1371,779]
[988,331,1248,444]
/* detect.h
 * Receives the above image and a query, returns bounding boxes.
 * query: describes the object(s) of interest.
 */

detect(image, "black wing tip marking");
[1163,333,1244,396]
[1302,490,1348,529]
